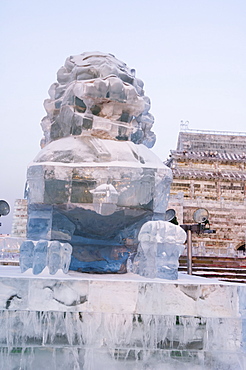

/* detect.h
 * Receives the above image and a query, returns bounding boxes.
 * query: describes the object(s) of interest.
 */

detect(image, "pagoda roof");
[172,167,246,181]
[169,150,246,163]
[176,129,246,153]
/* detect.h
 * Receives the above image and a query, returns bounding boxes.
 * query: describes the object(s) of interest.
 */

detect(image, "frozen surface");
[0,267,245,369]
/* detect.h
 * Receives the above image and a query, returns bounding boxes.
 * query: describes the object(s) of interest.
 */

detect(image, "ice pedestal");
[0,267,245,369]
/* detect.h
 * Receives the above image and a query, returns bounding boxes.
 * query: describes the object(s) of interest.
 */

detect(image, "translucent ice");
[132,221,187,280]
[19,240,72,275]
[61,243,73,273]
[90,183,118,215]
[40,52,155,148]
[0,310,242,369]
[19,240,35,272]
[48,241,62,275]
[33,240,48,275]
[24,52,173,273]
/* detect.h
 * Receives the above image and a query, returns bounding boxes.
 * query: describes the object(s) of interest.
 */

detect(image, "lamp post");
[0,200,10,227]
[180,222,216,275]
[165,208,216,275]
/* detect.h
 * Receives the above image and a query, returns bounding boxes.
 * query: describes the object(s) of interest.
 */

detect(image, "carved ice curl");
[40,52,156,149]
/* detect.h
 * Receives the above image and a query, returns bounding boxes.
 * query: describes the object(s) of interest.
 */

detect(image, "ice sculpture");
[20,240,72,274]
[22,51,173,274]
[132,220,187,279]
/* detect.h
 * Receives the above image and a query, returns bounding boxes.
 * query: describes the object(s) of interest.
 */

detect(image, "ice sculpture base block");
[26,139,172,274]
[0,267,246,369]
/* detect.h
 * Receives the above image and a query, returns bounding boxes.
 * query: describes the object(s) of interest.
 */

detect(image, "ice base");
[0,267,246,369]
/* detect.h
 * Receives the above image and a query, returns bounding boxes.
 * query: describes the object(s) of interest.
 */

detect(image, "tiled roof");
[172,167,246,181]
[170,150,246,162]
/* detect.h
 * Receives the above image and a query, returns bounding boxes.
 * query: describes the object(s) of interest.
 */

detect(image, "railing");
[180,122,246,137]
[182,241,245,258]
[0,236,23,264]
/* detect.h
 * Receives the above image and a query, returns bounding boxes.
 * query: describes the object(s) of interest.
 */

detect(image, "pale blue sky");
[0,0,246,233]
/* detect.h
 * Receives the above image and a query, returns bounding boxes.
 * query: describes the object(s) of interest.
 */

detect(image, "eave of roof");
[170,150,246,163]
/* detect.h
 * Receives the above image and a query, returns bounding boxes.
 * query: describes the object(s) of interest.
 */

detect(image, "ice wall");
[0,268,245,369]
[0,311,243,370]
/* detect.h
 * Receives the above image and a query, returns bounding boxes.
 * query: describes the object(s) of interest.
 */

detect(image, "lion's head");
[40,52,156,149]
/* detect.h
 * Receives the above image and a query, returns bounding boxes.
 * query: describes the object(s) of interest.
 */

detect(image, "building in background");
[11,199,27,238]
[166,122,246,256]
[8,124,246,258]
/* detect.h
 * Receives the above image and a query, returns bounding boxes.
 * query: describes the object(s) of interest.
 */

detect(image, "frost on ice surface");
[19,240,72,275]
[132,221,186,280]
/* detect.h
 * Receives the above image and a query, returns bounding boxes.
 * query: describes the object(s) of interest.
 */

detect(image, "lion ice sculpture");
[23,52,174,274]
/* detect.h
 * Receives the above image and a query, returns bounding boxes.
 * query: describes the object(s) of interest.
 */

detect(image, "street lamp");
[0,200,10,227]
